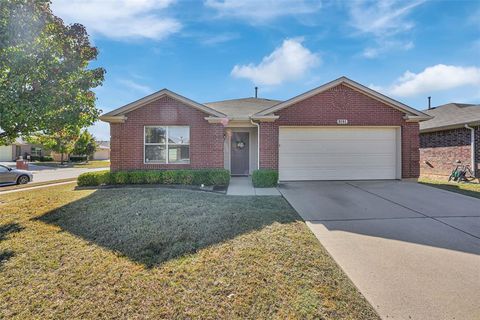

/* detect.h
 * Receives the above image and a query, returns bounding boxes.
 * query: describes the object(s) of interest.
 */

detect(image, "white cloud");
[362,40,414,58]
[199,32,239,46]
[51,0,181,40]
[373,64,480,97]
[348,0,424,37]
[347,0,424,57]
[118,79,154,94]
[205,0,321,23]
[231,38,319,86]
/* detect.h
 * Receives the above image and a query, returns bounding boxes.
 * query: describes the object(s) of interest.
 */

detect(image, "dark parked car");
[0,164,33,186]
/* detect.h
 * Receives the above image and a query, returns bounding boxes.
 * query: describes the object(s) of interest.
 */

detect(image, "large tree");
[27,125,80,164]
[0,0,105,144]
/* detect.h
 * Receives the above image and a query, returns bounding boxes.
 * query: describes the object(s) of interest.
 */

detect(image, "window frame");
[144,125,190,164]
[30,147,42,157]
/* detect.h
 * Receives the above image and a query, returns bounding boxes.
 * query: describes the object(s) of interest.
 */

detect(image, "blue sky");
[51,0,480,140]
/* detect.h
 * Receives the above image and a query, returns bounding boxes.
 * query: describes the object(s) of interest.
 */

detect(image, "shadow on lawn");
[419,181,480,200]
[37,188,298,268]
[0,223,24,268]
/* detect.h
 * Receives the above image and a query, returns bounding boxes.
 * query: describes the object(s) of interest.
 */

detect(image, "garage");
[279,127,400,181]
[0,145,14,162]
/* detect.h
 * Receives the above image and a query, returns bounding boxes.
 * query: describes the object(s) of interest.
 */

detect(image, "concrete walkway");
[227,177,280,196]
[279,180,480,320]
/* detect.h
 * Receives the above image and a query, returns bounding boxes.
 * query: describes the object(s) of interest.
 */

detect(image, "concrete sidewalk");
[279,180,480,320]
[227,177,280,196]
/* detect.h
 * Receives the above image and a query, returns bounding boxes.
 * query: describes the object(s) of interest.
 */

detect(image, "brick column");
[259,122,278,170]
[402,122,420,179]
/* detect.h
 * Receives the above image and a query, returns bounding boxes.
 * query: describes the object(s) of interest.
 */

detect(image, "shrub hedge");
[252,169,278,188]
[30,156,54,162]
[77,169,230,187]
[69,155,88,162]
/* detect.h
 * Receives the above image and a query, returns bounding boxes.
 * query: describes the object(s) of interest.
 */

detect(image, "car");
[0,164,33,186]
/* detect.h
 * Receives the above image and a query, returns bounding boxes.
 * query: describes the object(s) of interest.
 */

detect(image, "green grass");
[419,177,480,199]
[35,160,110,169]
[0,184,378,319]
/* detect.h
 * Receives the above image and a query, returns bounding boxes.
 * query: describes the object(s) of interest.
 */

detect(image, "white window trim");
[144,126,190,164]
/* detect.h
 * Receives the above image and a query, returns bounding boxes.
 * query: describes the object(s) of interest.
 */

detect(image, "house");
[420,103,480,177]
[93,141,110,160]
[100,76,431,181]
[0,139,49,161]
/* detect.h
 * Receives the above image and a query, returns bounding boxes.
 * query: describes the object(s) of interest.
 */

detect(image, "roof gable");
[100,89,226,123]
[254,76,431,121]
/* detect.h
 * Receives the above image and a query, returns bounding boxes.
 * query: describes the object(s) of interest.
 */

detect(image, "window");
[144,126,190,164]
[31,147,42,157]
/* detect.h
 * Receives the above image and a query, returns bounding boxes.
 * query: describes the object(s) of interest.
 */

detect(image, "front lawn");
[419,177,480,199]
[0,184,378,319]
[35,160,110,169]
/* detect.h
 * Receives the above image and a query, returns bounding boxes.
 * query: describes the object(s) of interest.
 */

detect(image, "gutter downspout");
[250,119,260,170]
[465,124,476,177]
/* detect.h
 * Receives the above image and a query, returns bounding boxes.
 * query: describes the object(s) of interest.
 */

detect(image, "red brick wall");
[420,127,479,176]
[259,84,420,179]
[110,96,224,171]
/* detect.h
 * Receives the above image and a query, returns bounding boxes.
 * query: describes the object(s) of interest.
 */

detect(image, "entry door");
[279,127,398,181]
[231,132,249,175]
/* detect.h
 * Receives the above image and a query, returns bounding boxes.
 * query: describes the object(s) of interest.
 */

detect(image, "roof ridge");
[204,97,281,104]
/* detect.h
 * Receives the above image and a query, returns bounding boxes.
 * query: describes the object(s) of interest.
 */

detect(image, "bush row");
[69,155,88,162]
[30,155,54,162]
[252,169,279,188]
[77,169,230,187]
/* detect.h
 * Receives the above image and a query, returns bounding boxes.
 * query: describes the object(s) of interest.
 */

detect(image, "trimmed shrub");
[111,171,129,184]
[69,155,88,162]
[129,171,146,184]
[31,155,54,162]
[208,169,230,186]
[144,171,163,184]
[252,169,278,188]
[77,170,110,186]
[77,169,230,187]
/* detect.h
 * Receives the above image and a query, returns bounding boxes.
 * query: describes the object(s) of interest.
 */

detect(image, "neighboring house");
[420,103,480,177]
[93,141,110,160]
[0,139,49,161]
[100,77,430,181]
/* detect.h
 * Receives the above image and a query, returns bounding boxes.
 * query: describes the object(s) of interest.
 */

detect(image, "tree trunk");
[60,152,64,165]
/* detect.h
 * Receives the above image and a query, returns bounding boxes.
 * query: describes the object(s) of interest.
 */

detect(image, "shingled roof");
[420,103,480,132]
[204,97,281,119]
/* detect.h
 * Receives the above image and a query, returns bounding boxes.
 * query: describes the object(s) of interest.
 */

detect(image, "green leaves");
[73,129,96,159]
[0,0,105,144]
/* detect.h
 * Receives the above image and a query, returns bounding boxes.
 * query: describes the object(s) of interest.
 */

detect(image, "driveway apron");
[279,180,480,320]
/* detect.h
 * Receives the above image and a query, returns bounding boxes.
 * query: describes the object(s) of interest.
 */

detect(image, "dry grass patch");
[0,184,378,319]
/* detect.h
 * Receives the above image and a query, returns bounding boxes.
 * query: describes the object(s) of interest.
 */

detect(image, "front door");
[231,132,249,175]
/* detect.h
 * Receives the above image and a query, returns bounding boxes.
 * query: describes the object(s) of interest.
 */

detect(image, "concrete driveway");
[279,180,480,320]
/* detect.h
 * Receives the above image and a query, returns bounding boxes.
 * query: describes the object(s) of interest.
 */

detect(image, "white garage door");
[0,146,13,161]
[279,127,399,181]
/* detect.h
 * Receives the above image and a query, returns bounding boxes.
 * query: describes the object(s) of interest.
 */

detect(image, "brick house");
[100,77,431,181]
[420,103,480,177]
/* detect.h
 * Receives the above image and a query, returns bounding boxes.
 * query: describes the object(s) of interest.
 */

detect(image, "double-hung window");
[31,147,42,157]
[144,126,190,164]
